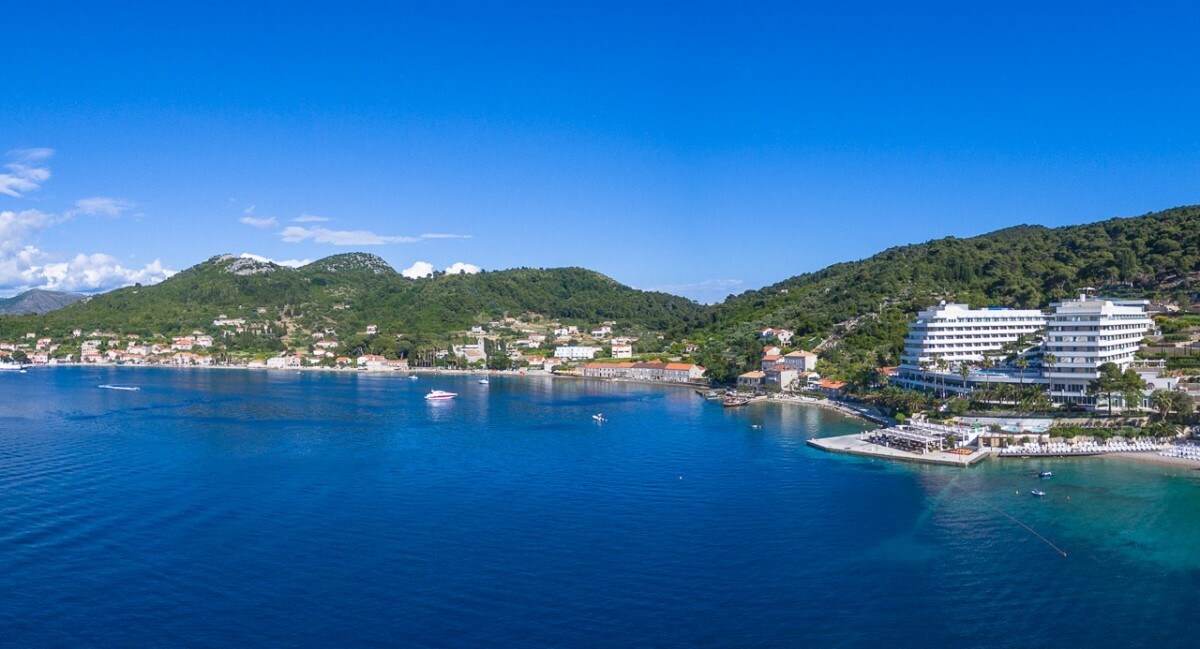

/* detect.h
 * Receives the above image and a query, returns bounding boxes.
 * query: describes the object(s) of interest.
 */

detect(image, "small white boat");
[592,413,606,423]
[1031,489,1046,497]
[1038,471,1053,478]
[409,375,419,380]
[478,378,489,385]
[98,384,140,391]
[0,363,29,372]
[424,390,457,401]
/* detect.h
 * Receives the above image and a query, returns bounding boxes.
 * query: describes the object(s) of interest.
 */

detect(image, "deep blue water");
[2,367,1200,648]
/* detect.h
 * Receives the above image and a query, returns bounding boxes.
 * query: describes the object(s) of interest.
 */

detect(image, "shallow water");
[2,367,1198,647]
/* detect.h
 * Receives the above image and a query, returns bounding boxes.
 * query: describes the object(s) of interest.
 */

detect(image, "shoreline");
[1107,451,1200,470]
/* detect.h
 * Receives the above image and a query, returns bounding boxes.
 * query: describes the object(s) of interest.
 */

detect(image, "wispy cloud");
[420,233,472,240]
[293,214,330,223]
[240,216,279,228]
[73,196,135,217]
[444,262,481,275]
[280,226,420,245]
[238,253,311,268]
[243,204,256,215]
[0,148,54,198]
[401,261,434,279]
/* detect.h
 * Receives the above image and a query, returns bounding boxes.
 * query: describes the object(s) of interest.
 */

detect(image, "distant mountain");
[0,289,86,315]
[0,253,705,344]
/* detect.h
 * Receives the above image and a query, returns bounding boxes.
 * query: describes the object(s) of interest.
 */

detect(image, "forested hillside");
[690,205,1200,382]
[0,254,705,343]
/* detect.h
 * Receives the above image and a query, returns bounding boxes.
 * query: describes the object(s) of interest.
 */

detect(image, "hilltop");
[0,289,86,315]
[0,253,705,350]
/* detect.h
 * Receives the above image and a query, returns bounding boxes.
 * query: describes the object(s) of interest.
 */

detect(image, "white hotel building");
[896,297,1156,406]
[896,303,1046,392]
[1043,297,1156,405]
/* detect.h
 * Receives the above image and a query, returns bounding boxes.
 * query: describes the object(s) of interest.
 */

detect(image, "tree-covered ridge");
[0,254,705,343]
[691,205,1200,381]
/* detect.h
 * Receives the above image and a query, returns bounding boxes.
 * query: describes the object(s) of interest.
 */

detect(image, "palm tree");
[1041,352,1057,406]
[934,355,948,398]
[919,360,931,394]
[958,362,972,398]
[1015,356,1029,387]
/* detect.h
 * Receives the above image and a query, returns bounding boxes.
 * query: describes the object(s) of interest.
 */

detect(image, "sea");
[2,367,1199,648]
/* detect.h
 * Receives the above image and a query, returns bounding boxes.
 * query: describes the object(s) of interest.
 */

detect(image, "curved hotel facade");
[896,297,1155,407]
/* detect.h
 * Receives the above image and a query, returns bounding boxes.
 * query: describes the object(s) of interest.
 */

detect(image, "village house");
[366,324,378,335]
[764,364,799,389]
[782,350,818,372]
[266,355,302,369]
[579,362,635,379]
[760,328,794,346]
[611,342,633,359]
[579,361,706,383]
[760,354,782,371]
[554,345,598,360]
[737,371,765,388]
[816,379,848,397]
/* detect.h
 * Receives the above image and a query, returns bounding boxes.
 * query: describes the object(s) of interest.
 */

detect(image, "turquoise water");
[1,367,1198,647]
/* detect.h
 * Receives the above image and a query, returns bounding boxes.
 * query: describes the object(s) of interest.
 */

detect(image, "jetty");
[807,433,991,467]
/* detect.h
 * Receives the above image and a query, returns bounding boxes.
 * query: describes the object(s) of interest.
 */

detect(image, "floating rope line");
[978,498,1068,558]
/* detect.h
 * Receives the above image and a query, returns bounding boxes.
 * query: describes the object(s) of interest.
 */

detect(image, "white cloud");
[0,209,60,255]
[444,262,482,275]
[401,261,435,279]
[280,226,420,245]
[238,253,311,268]
[293,214,330,223]
[35,254,175,293]
[240,216,279,228]
[73,196,135,217]
[0,208,175,295]
[420,233,472,240]
[243,204,256,214]
[0,148,53,198]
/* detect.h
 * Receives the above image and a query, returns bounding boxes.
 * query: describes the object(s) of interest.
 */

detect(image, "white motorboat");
[424,390,457,401]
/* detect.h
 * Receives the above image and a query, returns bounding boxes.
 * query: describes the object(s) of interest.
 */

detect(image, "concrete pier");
[807,434,992,467]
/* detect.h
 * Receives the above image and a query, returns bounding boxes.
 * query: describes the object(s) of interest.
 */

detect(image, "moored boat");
[592,413,606,423]
[723,395,750,408]
[424,390,457,401]
[1038,471,1053,478]
[1031,489,1046,497]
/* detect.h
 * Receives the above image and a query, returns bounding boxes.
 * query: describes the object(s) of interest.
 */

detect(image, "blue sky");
[3,1,1199,301]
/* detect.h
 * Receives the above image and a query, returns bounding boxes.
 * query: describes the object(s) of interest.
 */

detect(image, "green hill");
[690,205,1200,382]
[0,254,705,347]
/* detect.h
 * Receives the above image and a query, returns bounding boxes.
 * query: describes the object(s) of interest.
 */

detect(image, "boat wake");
[98,384,141,391]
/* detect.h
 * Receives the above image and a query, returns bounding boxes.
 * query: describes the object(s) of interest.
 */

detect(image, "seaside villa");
[894,296,1160,408]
